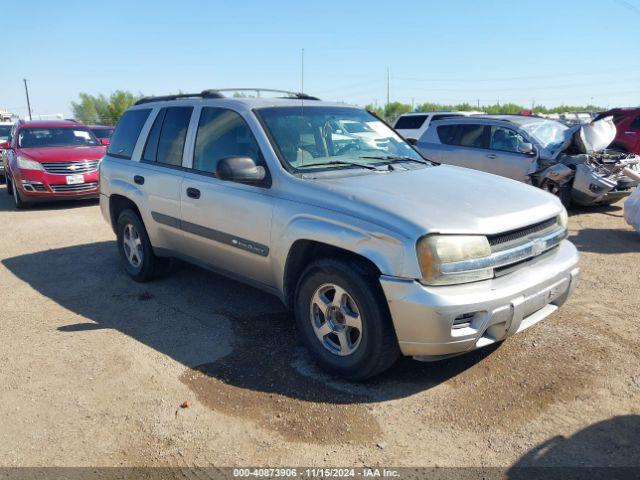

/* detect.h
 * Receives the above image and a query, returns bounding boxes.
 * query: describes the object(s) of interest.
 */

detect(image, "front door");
[179,107,275,288]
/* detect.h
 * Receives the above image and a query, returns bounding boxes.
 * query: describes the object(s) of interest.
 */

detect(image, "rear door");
[431,123,492,170]
[134,106,194,252]
[178,106,275,287]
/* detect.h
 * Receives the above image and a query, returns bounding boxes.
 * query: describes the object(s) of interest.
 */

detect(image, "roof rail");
[134,88,320,105]
[210,88,320,100]
[134,90,225,105]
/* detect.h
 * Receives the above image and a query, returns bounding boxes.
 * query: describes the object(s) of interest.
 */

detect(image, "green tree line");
[366,101,604,123]
[70,90,604,126]
[70,91,143,125]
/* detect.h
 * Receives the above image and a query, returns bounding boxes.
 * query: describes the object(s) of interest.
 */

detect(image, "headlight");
[558,207,568,229]
[417,235,493,285]
[17,155,44,171]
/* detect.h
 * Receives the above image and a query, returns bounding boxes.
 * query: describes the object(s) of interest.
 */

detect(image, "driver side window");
[193,107,263,175]
[490,126,526,154]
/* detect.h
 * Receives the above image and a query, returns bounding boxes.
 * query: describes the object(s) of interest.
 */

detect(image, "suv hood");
[18,146,106,162]
[309,165,562,236]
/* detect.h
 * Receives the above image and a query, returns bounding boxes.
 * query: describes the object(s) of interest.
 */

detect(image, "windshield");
[520,120,570,151]
[91,128,114,139]
[0,126,10,141]
[257,106,424,170]
[18,127,99,148]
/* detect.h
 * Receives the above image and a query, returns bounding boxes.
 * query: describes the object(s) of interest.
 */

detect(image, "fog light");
[453,312,475,329]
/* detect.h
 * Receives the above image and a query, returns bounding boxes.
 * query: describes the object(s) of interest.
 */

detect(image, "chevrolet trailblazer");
[99,89,579,380]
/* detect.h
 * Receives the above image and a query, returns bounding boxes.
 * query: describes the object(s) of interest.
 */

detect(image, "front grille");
[488,217,558,248]
[31,184,46,192]
[50,182,98,193]
[41,160,99,175]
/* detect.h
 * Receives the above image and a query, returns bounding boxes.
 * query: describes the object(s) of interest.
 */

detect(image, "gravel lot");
[0,182,639,469]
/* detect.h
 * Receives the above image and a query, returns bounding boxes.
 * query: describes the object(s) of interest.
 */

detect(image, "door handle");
[486,154,497,159]
[186,187,201,199]
[624,131,637,135]
[134,175,145,185]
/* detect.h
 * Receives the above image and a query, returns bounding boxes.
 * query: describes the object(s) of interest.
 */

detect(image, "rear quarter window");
[395,115,428,130]
[107,109,152,159]
[630,115,640,129]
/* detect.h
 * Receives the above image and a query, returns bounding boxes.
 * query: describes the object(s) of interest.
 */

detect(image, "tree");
[71,90,143,125]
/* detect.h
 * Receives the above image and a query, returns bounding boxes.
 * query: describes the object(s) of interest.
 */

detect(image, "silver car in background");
[417,115,640,206]
[99,90,579,380]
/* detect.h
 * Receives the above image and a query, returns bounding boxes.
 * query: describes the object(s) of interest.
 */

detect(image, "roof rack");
[135,90,225,105]
[210,88,320,100]
[134,88,319,105]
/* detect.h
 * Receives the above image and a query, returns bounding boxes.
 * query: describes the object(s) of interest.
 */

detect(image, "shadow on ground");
[507,415,640,478]
[568,228,639,254]
[2,241,497,401]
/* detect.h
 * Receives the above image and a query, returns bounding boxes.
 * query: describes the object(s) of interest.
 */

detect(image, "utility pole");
[386,67,390,108]
[477,98,480,109]
[23,78,32,120]
[301,48,304,95]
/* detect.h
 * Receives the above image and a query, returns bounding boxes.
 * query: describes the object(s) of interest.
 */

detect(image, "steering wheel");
[335,142,360,156]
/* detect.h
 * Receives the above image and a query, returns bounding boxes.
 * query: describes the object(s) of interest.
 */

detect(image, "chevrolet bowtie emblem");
[68,164,81,171]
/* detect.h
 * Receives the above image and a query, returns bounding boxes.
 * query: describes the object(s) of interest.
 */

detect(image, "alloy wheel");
[310,283,363,356]
[122,223,143,268]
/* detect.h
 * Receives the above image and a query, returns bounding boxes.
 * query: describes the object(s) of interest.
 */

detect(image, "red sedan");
[1,120,105,208]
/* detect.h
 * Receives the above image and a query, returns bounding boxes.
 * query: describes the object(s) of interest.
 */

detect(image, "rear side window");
[193,107,262,175]
[457,125,488,148]
[437,125,458,145]
[142,109,166,162]
[630,115,640,129]
[107,109,151,159]
[395,115,427,130]
[143,107,193,167]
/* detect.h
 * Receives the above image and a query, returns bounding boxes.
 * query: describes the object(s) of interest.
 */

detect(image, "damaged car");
[416,115,640,206]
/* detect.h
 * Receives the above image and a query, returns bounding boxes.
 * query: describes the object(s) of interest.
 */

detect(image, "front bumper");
[380,240,580,358]
[14,168,99,200]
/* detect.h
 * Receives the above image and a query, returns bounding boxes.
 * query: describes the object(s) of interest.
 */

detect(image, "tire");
[5,174,13,194]
[540,178,572,208]
[12,179,28,209]
[294,258,400,381]
[116,209,170,282]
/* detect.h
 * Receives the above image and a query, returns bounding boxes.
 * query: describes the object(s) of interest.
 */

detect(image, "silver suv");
[99,89,579,380]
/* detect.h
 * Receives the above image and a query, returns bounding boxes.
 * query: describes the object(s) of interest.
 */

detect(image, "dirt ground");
[0,182,639,469]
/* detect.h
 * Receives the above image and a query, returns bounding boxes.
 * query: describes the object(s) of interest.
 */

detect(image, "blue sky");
[2,0,639,118]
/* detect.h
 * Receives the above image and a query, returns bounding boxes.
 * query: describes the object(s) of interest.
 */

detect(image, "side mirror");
[519,142,535,155]
[99,138,110,146]
[0,141,9,149]
[216,156,266,184]
[406,138,418,145]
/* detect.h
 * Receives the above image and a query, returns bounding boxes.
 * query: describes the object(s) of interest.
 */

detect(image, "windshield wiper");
[359,155,431,165]
[297,160,379,170]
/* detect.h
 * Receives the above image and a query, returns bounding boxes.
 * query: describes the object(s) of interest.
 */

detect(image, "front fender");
[539,163,575,185]
[273,213,411,294]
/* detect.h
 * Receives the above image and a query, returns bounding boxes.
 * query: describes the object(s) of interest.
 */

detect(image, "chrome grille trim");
[440,227,567,275]
[488,217,558,247]
[50,182,98,193]
[40,160,100,175]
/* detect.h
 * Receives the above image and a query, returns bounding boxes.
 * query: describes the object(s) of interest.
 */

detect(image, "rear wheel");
[116,209,170,282]
[294,258,400,380]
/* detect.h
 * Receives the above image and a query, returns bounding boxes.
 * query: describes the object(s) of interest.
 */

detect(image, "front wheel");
[540,178,572,207]
[294,258,400,380]
[12,180,28,209]
[116,209,170,282]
